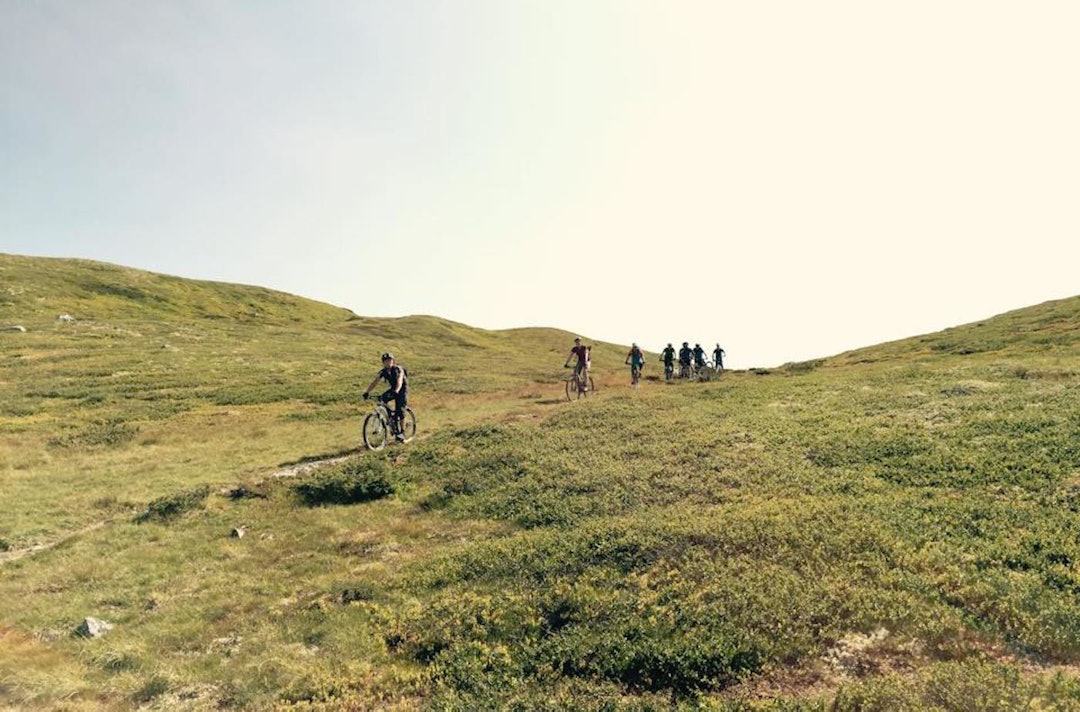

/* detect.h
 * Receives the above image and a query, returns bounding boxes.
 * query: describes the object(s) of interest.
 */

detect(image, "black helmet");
[381,352,393,361]
[682,342,688,346]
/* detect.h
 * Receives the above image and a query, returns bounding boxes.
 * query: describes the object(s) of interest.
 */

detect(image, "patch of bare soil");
[722,628,922,704]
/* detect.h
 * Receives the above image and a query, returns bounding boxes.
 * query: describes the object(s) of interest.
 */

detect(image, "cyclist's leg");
[379,390,398,428]
[393,390,408,437]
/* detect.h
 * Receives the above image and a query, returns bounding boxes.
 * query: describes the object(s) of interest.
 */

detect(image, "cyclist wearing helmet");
[660,343,676,381]
[692,343,707,370]
[678,342,693,378]
[563,337,591,384]
[362,352,409,440]
[625,343,646,387]
[712,344,726,371]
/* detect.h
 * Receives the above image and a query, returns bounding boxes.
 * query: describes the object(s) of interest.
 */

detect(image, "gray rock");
[74,617,113,639]
[57,314,76,323]
[2,325,26,333]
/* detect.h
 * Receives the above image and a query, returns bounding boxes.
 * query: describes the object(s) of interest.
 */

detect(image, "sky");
[2,1,1078,368]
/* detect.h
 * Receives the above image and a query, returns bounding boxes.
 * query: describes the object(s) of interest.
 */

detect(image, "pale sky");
[3,1,1078,368]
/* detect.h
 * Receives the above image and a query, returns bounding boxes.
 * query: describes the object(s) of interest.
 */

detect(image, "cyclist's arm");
[393,369,404,393]
[361,374,381,397]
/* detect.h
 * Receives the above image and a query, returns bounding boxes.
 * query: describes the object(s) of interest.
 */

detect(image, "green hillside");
[2,255,1080,710]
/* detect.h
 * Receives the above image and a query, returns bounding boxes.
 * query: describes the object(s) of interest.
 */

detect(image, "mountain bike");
[628,362,643,387]
[695,360,718,382]
[565,366,595,400]
[663,362,674,381]
[362,399,417,451]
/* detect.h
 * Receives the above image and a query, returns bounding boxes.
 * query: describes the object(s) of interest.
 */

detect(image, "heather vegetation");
[2,254,1080,710]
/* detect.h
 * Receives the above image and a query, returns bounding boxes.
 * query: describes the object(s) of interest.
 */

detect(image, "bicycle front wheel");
[565,378,577,401]
[363,411,387,451]
[400,407,417,442]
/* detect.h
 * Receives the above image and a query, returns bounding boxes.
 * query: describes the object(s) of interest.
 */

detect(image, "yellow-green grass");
[3,254,1080,709]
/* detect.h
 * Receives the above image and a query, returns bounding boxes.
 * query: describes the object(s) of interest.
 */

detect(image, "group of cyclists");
[563,337,726,389]
[660,342,726,381]
[360,338,727,445]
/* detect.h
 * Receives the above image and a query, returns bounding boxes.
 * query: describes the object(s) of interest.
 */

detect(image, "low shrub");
[295,458,394,506]
[47,418,139,449]
[135,485,211,523]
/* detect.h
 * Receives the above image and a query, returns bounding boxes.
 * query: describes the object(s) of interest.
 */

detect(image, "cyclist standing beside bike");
[625,343,645,387]
[712,344,726,371]
[362,352,409,441]
[564,337,591,389]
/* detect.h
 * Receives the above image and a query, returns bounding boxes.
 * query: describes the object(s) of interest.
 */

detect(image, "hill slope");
[825,294,1080,366]
[2,255,1080,710]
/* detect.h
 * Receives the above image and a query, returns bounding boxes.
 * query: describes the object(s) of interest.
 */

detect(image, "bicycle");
[663,362,674,381]
[362,398,417,451]
[629,363,642,387]
[679,361,694,380]
[564,365,595,400]
[695,360,717,382]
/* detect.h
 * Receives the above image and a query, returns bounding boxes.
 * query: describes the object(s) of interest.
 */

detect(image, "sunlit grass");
[2,254,1080,708]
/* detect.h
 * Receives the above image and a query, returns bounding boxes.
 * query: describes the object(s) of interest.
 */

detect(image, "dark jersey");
[661,347,676,364]
[377,365,408,392]
[571,345,589,363]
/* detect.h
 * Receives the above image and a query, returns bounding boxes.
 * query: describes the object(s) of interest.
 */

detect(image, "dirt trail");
[0,519,112,565]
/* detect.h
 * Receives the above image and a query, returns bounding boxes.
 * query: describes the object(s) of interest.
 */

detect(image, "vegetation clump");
[135,486,211,523]
[294,458,394,506]
[47,418,139,449]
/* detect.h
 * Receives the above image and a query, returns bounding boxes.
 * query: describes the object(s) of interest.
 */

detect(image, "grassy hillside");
[2,255,1080,710]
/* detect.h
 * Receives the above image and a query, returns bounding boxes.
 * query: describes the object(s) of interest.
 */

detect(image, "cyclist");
[660,343,676,381]
[362,352,409,441]
[678,342,693,379]
[563,337,591,390]
[625,343,645,387]
[712,344,726,371]
[693,343,707,372]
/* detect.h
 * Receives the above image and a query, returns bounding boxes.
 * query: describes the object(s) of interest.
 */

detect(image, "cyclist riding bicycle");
[362,352,409,441]
[678,342,693,378]
[693,343,707,371]
[625,343,645,386]
[660,343,676,380]
[563,337,591,389]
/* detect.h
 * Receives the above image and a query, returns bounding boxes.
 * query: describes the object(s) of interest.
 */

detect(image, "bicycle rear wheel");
[363,411,387,451]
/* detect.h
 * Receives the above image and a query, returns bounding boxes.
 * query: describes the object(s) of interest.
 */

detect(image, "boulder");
[57,314,76,323]
[2,325,26,333]
[74,617,113,639]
